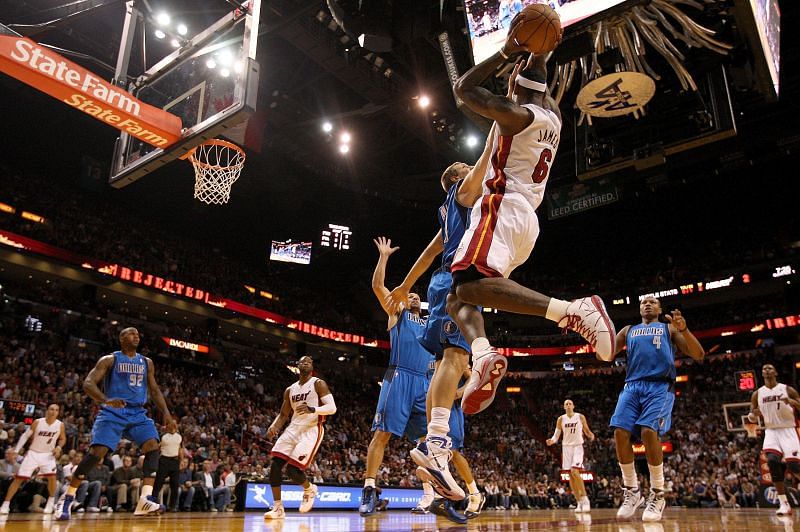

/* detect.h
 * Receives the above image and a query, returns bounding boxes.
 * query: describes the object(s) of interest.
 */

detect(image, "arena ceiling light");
[338,144,350,154]
[321,121,333,133]
[340,131,351,143]
[206,59,217,69]
[170,39,180,48]
[418,95,430,109]
[156,12,171,26]
[176,23,188,36]
[154,29,166,39]
[466,136,478,148]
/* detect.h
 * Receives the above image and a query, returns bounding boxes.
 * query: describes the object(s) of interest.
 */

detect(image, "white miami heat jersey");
[28,418,62,453]
[758,383,797,429]
[561,413,584,446]
[482,103,561,210]
[288,377,323,427]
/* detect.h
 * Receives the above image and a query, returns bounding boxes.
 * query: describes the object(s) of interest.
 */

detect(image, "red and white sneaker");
[461,346,507,415]
[558,296,616,361]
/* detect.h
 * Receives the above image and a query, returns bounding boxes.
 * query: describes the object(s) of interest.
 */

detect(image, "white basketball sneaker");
[410,439,465,501]
[133,495,165,516]
[575,497,591,513]
[465,492,486,519]
[559,296,616,361]
[642,490,666,521]
[264,503,286,519]
[299,484,318,513]
[776,499,793,516]
[617,488,644,519]
[461,345,507,415]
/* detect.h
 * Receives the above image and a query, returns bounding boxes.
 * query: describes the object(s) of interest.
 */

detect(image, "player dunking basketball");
[409,26,616,489]
[749,364,800,516]
[546,399,595,513]
[55,327,172,520]
[264,356,336,519]
[1,404,66,515]
[611,297,704,522]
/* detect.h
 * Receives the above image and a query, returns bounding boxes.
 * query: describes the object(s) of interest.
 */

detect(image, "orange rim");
[180,139,245,167]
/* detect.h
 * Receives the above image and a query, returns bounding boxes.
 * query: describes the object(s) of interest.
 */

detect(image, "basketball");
[509,4,562,55]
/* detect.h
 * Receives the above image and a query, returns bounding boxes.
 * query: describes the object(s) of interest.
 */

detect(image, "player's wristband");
[499,48,510,60]
[308,406,316,413]
[678,327,688,333]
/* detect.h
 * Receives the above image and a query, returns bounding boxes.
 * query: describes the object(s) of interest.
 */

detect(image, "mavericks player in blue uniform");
[360,237,432,516]
[610,297,704,522]
[55,327,173,520]
[387,140,493,510]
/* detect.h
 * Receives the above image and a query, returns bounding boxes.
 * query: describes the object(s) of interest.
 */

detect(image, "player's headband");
[515,74,547,92]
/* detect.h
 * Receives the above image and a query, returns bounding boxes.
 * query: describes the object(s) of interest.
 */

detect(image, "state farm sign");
[0,29,181,147]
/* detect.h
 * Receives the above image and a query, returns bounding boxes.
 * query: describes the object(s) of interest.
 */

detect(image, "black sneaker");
[430,497,467,524]
[359,486,377,516]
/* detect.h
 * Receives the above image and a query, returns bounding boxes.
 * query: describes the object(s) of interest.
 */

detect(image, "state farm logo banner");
[0,27,181,147]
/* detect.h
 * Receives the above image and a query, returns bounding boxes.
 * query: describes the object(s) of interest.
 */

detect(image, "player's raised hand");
[665,309,687,332]
[105,398,126,408]
[386,286,410,314]
[506,58,525,98]
[373,237,399,257]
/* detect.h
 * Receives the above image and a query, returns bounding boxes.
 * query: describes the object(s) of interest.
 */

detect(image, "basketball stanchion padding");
[181,139,245,205]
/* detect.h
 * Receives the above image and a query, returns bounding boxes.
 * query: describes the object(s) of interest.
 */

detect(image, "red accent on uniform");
[451,135,512,277]
[763,448,783,456]
[269,421,325,471]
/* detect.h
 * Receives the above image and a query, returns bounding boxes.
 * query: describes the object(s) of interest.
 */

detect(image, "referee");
[153,418,183,511]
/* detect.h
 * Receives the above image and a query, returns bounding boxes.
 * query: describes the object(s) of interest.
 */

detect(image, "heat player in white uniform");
[440,19,615,426]
[546,399,595,512]
[0,404,66,514]
[749,364,800,516]
[264,356,337,520]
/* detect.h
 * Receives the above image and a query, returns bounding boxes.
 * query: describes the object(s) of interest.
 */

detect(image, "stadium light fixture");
[220,68,231,78]
[156,12,171,26]
[176,23,188,36]
[322,121,333,133]
[206,59,217,69]
[418,95,431,109]
[154,29,166,39]
[339,144,350,154]
[170,39,180,48]
[340,131,351,143]
[466,135,478,148]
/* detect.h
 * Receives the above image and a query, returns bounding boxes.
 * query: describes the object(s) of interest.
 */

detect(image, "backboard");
[109,0,261,188]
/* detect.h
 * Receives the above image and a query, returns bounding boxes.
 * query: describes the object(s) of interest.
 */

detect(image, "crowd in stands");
[1,163,797,349]
[0,279,793,514]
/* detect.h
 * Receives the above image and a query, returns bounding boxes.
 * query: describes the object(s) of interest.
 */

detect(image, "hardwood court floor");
[0,508,796,531]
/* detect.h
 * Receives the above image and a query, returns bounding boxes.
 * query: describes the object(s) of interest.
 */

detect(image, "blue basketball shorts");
[372,368,429,441]
[610,380,675,437]
[91,406,160,450]
[418,269,472,360]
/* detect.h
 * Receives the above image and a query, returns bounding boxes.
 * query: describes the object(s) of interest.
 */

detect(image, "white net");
[186,140,245,205]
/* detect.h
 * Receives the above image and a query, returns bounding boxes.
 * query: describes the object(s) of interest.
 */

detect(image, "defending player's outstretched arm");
[386,231,444,314]
[456,123,497,208]
[372,236,402,327]
[146,357,173,424]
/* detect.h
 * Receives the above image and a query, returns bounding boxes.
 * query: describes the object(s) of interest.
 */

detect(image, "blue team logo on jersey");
[444,321,458,335]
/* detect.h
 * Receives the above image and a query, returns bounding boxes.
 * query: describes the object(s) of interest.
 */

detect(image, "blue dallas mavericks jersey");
[439,182,471,270]
[389,310,431,374]
[104,351,148,407]
[625,322,675,383]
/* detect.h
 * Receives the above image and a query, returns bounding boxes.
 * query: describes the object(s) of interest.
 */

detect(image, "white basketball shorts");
[562,445,584,470]
[270,422,324,470]
[452,193,539,279]
[17,450,57,479]
[763,427,800,462]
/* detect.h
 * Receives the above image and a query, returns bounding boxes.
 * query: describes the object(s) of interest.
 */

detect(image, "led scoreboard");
[736,370,757,392]
[0,400,37,424]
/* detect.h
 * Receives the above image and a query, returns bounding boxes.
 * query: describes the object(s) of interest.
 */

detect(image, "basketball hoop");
[182,139,245,205]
